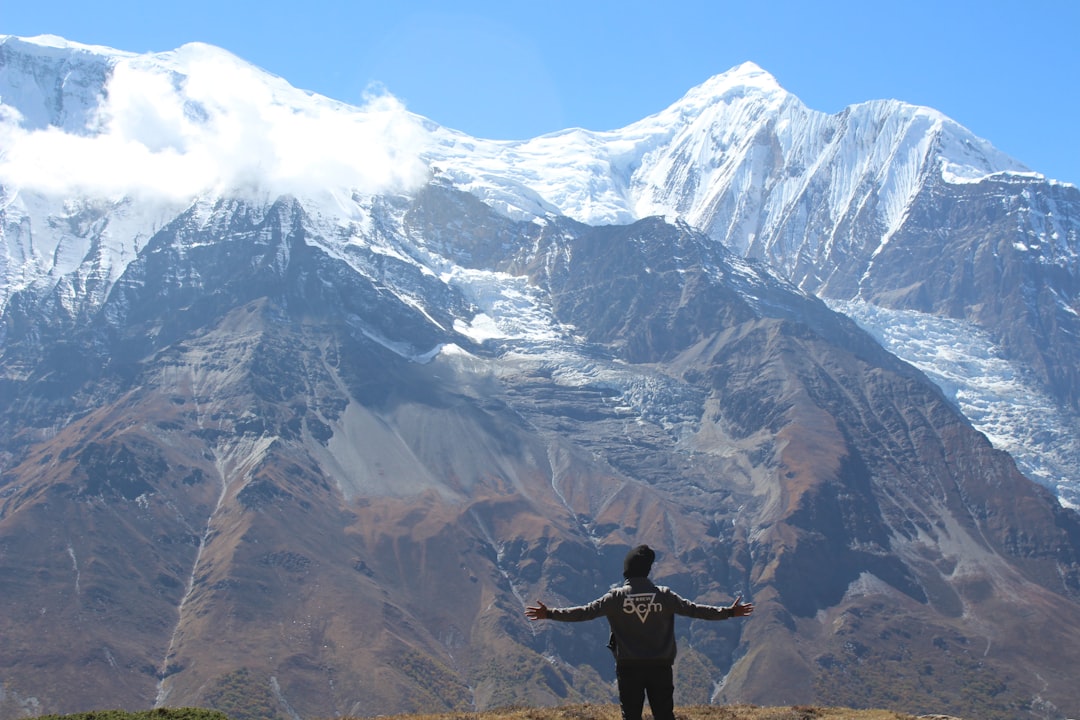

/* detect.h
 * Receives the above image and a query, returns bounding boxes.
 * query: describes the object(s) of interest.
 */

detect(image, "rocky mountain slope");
[2,35,1080,720]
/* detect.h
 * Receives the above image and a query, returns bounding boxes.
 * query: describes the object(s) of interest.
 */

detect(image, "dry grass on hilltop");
[326,703,959,720]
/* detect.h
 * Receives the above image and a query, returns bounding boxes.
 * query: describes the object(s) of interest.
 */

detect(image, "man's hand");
[729,596,754,617]
[525,600,549,620]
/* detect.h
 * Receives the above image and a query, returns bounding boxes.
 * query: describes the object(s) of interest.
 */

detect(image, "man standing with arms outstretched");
[525,544,753,720]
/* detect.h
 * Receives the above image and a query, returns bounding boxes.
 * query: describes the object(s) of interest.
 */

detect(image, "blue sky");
[4,0,1078,185]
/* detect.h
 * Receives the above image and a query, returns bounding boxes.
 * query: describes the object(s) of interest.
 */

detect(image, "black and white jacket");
[547,576,735,666]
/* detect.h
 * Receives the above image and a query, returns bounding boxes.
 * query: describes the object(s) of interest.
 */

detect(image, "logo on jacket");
[624,593,663,622]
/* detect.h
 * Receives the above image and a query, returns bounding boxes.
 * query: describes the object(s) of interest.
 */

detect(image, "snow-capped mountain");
[3,34,1080,720]
[426,60,1080,508]
[4,34,1077,508]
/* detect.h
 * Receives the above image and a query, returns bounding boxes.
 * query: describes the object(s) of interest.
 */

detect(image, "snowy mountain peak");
[0,33,133,59]
[1,34,431,203]
[1,33,1056,316]
[0,34,121,134]
[675,60,785,107]
[0,33,1048,226]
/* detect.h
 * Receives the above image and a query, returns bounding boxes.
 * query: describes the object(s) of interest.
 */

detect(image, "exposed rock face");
[3,187,1080,720]
[857,173,1080,410]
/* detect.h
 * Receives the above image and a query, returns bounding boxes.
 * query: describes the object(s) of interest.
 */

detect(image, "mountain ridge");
[5,183,1079,719]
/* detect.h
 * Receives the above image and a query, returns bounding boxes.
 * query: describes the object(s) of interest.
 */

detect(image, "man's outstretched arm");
[525,600,550,620]
[670,591,755,620]
[729,596,754,617]
[526,595,610,622]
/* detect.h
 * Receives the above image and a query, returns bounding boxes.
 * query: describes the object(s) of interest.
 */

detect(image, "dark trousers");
[616,664,675,720]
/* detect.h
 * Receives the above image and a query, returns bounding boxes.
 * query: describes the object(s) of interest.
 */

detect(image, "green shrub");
[202,668,283,720]
[36,709,231,720]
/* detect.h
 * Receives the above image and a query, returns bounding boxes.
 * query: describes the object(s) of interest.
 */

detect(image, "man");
[525,544,753,720]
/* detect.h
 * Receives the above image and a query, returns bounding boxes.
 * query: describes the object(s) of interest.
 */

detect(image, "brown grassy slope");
[325,703,960,720]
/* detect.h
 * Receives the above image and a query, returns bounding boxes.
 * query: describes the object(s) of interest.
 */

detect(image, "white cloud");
[0,46,431,202]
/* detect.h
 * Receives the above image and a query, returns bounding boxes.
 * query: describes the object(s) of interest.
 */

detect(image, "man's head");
[623,544,655,579]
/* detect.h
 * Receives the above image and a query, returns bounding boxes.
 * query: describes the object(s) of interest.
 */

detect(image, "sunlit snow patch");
[441,267,569,346]
[454,313,505,342]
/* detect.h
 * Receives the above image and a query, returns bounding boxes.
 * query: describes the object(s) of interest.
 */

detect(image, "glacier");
[833,299,1080,509]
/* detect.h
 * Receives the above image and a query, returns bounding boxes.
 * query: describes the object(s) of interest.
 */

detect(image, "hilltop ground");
[334,704,959,720]
[33,703,963,720]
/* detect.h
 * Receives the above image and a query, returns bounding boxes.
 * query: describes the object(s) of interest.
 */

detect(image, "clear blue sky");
[4,0,1078,185]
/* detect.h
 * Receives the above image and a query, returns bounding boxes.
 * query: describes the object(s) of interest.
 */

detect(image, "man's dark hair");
[623,544,655,578]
